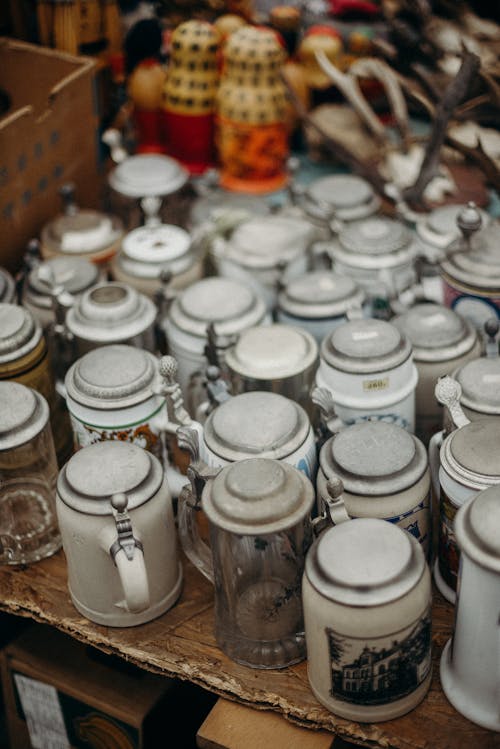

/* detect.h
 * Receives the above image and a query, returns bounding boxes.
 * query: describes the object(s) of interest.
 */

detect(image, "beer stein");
[40,183,124,269]
[0,267,16,304]
[56,441,182,627]
[224,324,319,418]
[162,276,268,405]
[0,303,73,467]
[321,216,419,305]
[415,203,490,264]
[178,454,315,668]
[0,382,61,565]
[314,318,418,432]
[210,214,317,311]
[303,517,432,722]
[63,281,158,360]
[276,271,366,344]
[440,484,500,731]
[110,218,203,297]
[430,376,500,603]
[317,421,431,555]
[392,303,480,445]
[440,204,500,329]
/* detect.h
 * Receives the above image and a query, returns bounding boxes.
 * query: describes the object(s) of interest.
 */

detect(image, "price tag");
[14,674,70,749]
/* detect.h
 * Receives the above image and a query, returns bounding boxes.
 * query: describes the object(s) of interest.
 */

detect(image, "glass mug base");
[0,479,61,565]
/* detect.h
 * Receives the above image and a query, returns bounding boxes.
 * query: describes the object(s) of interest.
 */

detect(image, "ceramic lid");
[321,318,412,374]
[0,267,15,304]
[0,382,49,450]
[189,190,270,228]
[441,420,500,490]
[57,441,163,515]
[454,357,500,414]
[41,210,123,255]
[225,324,318,380]
[26,257,99,309]
[204,391,311,462]
[305,174,380,221]
[65,345,159,409]
[278,271,365,319]
[0,304,42,363]
[108,154,189,198]
[225,215,315,270]
[392,304,477,363]
[455,484,500,573]
[119,224,194,278]
[305,518,426,606]
[203,457,314,534]
[320,422,427,495]
[65,282,157,343]
[168,277,267,338]
[441,222,500,290]
[332,217,414,267]
[416,204,490,250]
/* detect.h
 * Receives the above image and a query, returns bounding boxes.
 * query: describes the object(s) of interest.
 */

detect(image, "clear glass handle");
[177,483,214,584]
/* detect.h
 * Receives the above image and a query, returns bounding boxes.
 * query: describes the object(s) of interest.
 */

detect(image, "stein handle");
[428,429,443,531]
[312,478,350,536]
[177,482,214,584]
[105,493,150,613]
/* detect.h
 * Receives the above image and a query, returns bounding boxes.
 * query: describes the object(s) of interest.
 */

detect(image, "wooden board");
[0,549,497,749]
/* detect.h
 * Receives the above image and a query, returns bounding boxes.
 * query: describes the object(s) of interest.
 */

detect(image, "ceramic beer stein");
[440,204,500,329]
[63,281,158,359]
[314,318,418,432]
[56,441,182,627]
[451,323,500,425]
[440,484,500,731]
[430,375,500,603]
[0,382,61,565]
[210,213,317,311]
[178,455,315,668]
[0,267,16,304]
[162,276,268,404]
[0,303,73,467]
[321,216,419,305]
[317,421,431,555]
[303,517,432,721]
[392,303,480,445]
[276,271,366,344]
[224,324,319,418]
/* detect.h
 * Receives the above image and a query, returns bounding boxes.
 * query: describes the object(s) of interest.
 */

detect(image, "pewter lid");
[454,357,500,414]
[441,420,500,490]
[108,154,189,198]
[321,318,412,374]
[26,257,99,308]
[320,422,427,496]
[65,345,159,409]
[119,224,193,278]
[41,209,123,255]
[65,282,157,343]
[169,277,267,338]
[278,271,365,319]
[225,215,314,270]
[305,518,426,606]
[306,174,380,220]
[416,204,490,250]
[57,441,163,515]
[225,324,318,380]
[203,457,314,534]
[0,268,15,303]
[392,304,477,363]
[338,217,411,257]
[189,190,270,228]
[441,222,500,290]
[0,382,49,450]
[0,304,42,363]
[455,485,500,573]
[204,391,311,462]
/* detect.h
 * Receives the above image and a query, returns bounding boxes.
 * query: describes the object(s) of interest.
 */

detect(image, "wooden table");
[0,549,496,749]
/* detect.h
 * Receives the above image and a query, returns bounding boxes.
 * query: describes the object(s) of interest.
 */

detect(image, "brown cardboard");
[0,624,174,749]
[0,38,103,275]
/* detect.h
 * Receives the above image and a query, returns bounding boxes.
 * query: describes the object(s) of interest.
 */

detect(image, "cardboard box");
[0,37,102,274]
[0,624,175,749]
